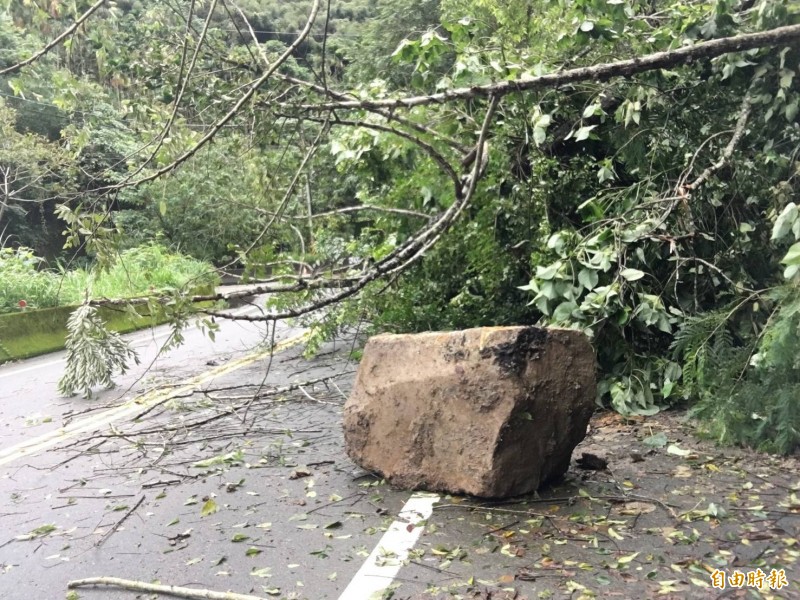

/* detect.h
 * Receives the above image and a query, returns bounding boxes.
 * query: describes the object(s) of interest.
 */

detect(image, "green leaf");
[780,241,800,265]
[642,432,668,448]
[574,125,597,141]
[578,269,599,291]
[533,126,547,146]
[201,498,219,517]
[786,102,799,122]
[536,262,561,280]
[772,203,797,240]
[553,300,578,322]
[583,103,601,118]
[620,268,645,281]
[597,166,614,183]
[192,450,244,468]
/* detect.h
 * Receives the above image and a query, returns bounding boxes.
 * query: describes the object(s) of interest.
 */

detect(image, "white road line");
[0,356,65,379]
[338,492,440,600]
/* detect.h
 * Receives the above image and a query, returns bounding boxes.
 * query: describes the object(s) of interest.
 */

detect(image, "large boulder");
[343,326,596,498]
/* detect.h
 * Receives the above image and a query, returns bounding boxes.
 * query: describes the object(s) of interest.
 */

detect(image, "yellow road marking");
[0,331,310,467]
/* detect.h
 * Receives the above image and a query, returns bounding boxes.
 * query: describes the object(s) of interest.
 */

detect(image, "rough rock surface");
[343,326,596,498]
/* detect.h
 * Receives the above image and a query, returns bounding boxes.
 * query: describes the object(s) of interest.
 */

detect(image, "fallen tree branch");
[88,276,357,308]
[227,8,461,188]
[0,0,109,76]
[686,92,753,191]
[94,495,145,547]
[293,24,800,111]
[203,95,501,323]
[67,576,267,600]
[315,114,461,187]
[275,204,431,220]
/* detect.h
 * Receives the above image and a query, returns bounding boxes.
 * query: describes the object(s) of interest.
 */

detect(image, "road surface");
[4,299,791,600]
[0,298,509,600]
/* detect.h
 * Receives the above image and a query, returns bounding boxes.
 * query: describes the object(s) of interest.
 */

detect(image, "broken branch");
[294,25,800,111]
[67,576,267,600]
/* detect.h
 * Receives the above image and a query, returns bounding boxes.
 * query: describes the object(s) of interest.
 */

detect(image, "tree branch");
[67,576,266,600]
[298,204,431,220]
[686,92,753,191]
[0,0,109,76]
[204,96,502,323]
[121,0,204,183]
[106,0,321,191]
[297,113,460,188]
[293,24,800,111]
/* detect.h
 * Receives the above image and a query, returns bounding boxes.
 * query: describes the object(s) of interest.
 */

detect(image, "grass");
[0,244,218,314]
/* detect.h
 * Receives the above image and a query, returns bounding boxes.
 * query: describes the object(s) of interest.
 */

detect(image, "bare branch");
[276,73,469,152]
[106,0,321,191]
[293,25,800,111]
[686,92,753,191]
[226,0,271,67]
[296,204,431,220]
[204,96,502,323]
[0,0,109,76]
[68,577,265,600]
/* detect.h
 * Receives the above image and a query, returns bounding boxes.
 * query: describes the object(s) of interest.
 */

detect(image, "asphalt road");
[0,299,499,600]
[4,301,797,600]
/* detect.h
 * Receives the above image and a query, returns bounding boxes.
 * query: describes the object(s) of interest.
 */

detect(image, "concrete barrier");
[0,288,215,364]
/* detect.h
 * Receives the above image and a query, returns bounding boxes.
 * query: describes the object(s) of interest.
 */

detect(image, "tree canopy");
[2,0,800,452]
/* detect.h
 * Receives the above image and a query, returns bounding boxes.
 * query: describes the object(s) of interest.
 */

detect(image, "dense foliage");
[0,244,217,314]
[1,0,799,452]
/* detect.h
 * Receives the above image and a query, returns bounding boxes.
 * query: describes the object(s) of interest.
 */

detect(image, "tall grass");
[0,244,218,314]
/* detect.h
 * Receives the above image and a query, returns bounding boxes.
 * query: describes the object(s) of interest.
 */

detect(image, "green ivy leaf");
[553,300,578,321]
[780,241,800,265]
[772,203,798,240]
[620,268,645,281]
[578,269,599,291]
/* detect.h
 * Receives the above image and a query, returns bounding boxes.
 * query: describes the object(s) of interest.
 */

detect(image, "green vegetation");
[0,301,157,363]
[57,303,140,397]
[1,0,799,451]
[0,244,217,314]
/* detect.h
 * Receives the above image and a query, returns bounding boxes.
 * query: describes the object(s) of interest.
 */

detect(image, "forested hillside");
[2,0,800,452]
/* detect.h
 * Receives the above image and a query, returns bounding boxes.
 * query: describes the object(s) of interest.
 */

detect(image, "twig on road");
[67,576,268,599]
[95,494,145,547]
[305,491,365,515]
[141,478,183,489]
